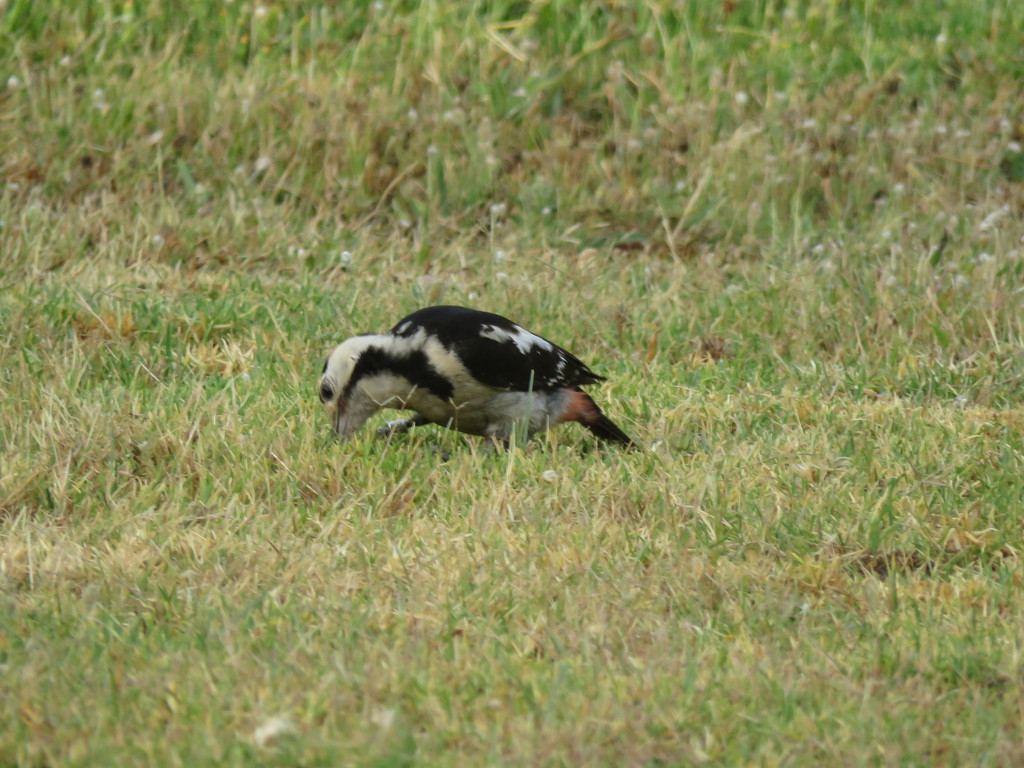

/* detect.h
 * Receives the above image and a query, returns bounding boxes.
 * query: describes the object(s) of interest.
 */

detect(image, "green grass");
[3,0,1024,765]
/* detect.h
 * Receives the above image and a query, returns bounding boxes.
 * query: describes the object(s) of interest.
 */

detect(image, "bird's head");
[319,335,385,441]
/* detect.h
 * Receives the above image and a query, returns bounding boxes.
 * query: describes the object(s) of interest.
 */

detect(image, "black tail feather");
[585,413,636,448]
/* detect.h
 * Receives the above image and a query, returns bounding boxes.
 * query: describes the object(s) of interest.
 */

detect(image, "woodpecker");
[319,306,634,448]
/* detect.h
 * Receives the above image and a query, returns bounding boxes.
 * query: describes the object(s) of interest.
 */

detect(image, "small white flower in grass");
[674,180,686,192]
[978,207,1009,233]
[541,470,557,483]
[467,291,479,300]
[952,273,968,288]
[954,395,969,408]
[442,108,465,125]
[801,118,818,130]
[812,244,826,255]
[426,144,438,155]
[151,234,165,249]
[977,252,995,264]
[253,5,268,19]
[373,1,384,11]
[1000,119,1012,132]
[7,75,21,89]
[485,154,498,167]
[935,124,948,135]
[339,250,353,267]
[955,129,971,139]
[935,33,948,48]
[370,707,395,729]
[489,202,507,217]
[892,183,905,195]
[541,206,552,216]
[254,156,272,174]
[145,130,164,145]
[253,716,296,748]
[193,182,207,196]
[513,87,527,98]
[494,249,508,263]
[495,272,508,280]
[399,218,412,229]
[407,108,419,122]
[60,56,72,68]
[1008,142,1022,153]
[734,91,749,106]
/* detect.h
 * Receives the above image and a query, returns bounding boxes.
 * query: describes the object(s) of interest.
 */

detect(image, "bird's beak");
[330,393,375,442]
[331,399,347,439]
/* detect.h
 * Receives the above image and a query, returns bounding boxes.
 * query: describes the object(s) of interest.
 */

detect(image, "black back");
[390,306,606,393]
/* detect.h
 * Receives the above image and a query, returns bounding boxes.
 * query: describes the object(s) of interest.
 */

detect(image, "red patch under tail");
[558,388,635,447]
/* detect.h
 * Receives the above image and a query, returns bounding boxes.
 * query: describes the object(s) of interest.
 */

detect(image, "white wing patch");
[479,324,553,354]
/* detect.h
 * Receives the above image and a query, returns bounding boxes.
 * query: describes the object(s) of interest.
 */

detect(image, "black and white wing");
[389,306,605,392]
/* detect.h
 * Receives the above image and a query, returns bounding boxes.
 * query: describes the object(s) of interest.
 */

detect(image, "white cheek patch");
[479,324,553,355]
[361,372,418,408]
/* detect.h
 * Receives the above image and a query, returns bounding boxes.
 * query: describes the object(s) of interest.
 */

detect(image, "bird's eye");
[319,382,334,403]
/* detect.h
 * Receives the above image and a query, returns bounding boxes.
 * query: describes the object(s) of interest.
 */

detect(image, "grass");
[2,0,1024,764]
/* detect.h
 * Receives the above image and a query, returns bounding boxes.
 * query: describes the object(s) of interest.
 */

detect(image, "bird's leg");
[481,423,514,453]
[377,413,428,438]
[485,435,510,452]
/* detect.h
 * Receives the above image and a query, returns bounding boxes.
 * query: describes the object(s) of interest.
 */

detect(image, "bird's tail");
[560,388,636,448]
[585,413,635,447]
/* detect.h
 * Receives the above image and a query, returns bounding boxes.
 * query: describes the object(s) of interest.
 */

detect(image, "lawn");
[2,1,1024,765]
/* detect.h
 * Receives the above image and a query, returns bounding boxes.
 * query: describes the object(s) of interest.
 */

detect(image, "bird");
[319,305,634,448]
